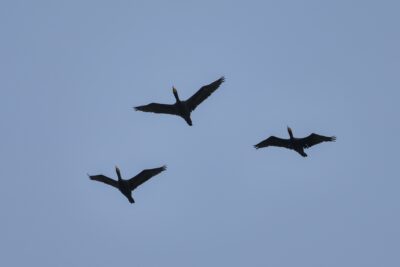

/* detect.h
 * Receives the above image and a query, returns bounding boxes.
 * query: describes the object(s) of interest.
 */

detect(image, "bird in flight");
[254,127,336,157]
[134,76,225,126]
[88,165,166,203]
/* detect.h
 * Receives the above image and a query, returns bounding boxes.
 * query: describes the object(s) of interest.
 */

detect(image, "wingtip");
[331,136,337,142]
[254,145,259,149]
[162,165,167,171]
[133,106,139,111]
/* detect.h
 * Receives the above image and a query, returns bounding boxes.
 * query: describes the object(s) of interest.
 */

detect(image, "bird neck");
[173,90,180,102]
[288,128,294,139]
[116,168,122,181]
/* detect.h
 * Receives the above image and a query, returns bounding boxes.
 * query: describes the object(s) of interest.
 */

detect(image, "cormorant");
[88,165,166,203]
[254,127,336,157]
[134,76,225,126]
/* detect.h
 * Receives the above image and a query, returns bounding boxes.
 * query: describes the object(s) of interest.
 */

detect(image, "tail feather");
[128,196,135,204]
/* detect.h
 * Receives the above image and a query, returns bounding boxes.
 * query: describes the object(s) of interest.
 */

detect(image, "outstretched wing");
[186,76,225,111]
[128,166,167,190]
[88,174,118,188]
[254,136,291,149]
[300,133,336,149]
[134,103,178,115]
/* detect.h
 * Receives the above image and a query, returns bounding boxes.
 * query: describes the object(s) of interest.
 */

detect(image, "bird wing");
[186,76,225,111]
[134,103,178,115]
[300,133,336,149]
[128,166,167,190]
[254,136,291,149]
[88,174,118,188]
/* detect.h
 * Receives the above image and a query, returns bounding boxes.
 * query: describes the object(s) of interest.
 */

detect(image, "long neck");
[173,90,180,102]
[288,128,294,139]
[116,168,122,181]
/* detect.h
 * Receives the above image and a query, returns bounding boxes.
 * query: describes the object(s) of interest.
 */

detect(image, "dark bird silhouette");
[88,165,166,203]
[254,127,336,157]
[134,76,225,126]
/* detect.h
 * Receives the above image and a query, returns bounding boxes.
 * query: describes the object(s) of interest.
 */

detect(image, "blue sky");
[1,1,399,266]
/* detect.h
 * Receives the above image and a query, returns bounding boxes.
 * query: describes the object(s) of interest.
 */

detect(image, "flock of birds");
[88,77,336,204]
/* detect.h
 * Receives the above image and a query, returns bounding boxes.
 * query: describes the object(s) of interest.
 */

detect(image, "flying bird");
[88,165,166,203]
[134,76,225,126]
[254,127,336,157]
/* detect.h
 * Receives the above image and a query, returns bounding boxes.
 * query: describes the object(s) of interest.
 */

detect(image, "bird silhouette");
[88,165,166,203]
[255,127,336,157]
[134,76,225,126]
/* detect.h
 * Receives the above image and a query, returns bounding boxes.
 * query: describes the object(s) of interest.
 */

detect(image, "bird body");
[114,166,135,203]
[88,166,166,203]
[134,77,225,126]
[255,127,336,157]
[290,138,308,157]
[173,88,193,125]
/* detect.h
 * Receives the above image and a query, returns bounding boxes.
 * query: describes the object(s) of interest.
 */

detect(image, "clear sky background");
[1,1,399,266]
